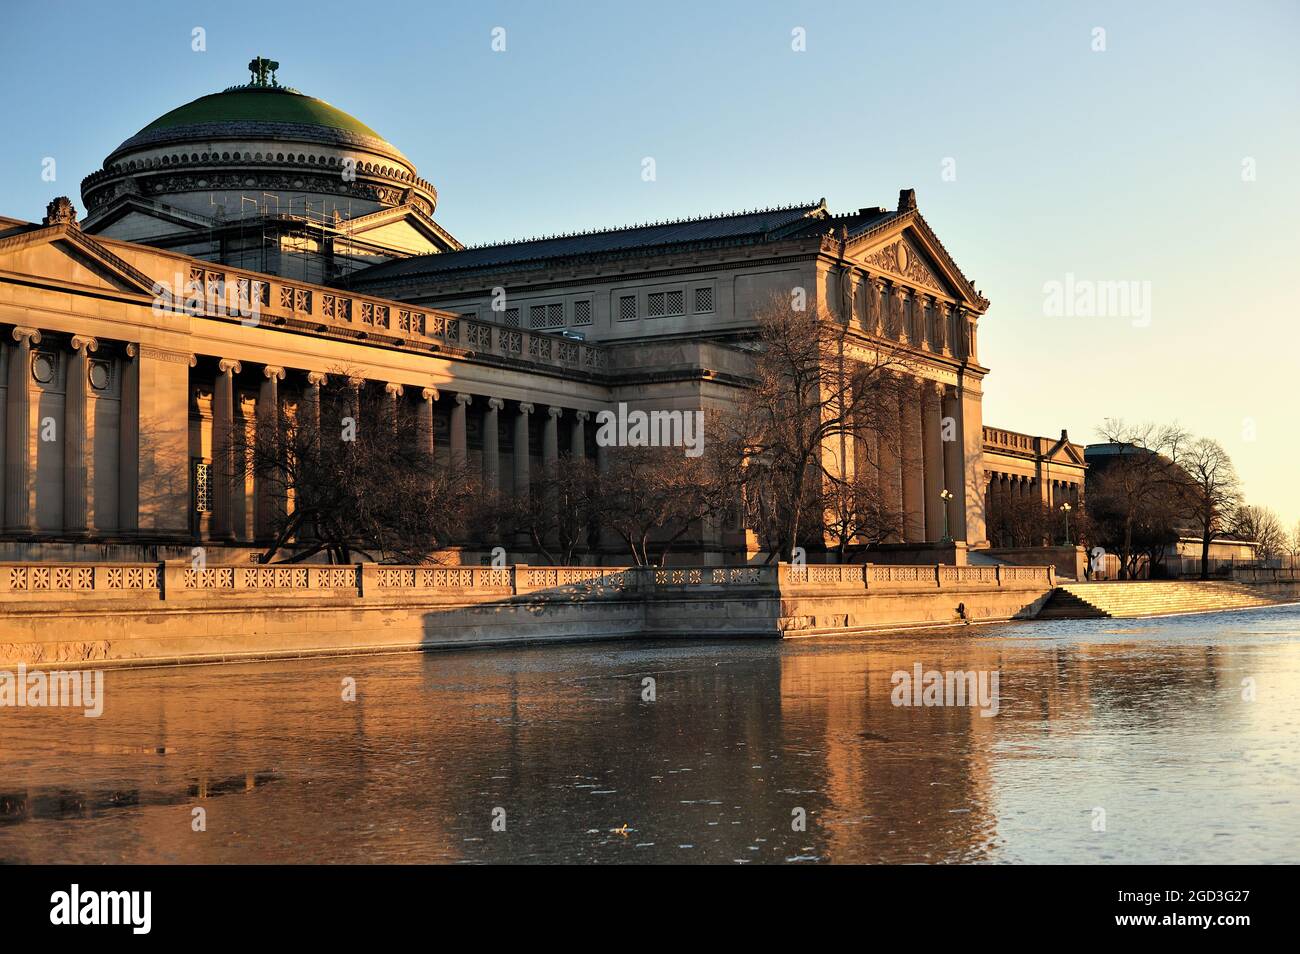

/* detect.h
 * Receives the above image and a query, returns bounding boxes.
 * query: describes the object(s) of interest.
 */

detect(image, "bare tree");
[1180,437,1242,578]
[1234,504,1284,565]
[714,294,912,562]
[240,373,477,564]
[1093,419,1191,579]
[591,445,721,566]
[821,467,902,563]
[488,456,600,565]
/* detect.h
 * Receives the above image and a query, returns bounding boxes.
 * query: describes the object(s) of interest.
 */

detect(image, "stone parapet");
[0,560,1057,667]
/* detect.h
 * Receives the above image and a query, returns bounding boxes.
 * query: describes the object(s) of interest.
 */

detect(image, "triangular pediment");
[83,195,217,238]
[859,233,949,295]
[847,212,987,310]
[0,223,158,296]
[342,203,462,253]
[1055,441,1087,467]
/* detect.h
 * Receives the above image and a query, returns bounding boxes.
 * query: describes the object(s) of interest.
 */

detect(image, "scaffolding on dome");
[206,191,361,286]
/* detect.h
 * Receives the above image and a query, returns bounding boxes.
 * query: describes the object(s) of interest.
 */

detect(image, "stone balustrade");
[175,263,607,374]
[781,562,1052,588]
[0,559,1062,667]
[0,560,1049,604]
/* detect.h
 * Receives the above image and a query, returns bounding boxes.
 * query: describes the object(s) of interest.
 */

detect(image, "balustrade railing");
[0,559,1053,604]
[782,562,1052,588]
[177,263,607,375]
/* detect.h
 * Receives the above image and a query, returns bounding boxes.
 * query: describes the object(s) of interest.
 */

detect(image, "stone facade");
[0,66,1017,565]
[982,427,1086,547]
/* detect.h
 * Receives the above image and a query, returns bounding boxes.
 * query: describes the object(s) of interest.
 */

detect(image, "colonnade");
[852,374,969,545]
[204,359,596,545]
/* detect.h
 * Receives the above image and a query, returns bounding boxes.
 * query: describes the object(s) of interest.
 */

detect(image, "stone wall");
[0,561,1056,668]
[775,563,1056,635]
[985,545,1087,581]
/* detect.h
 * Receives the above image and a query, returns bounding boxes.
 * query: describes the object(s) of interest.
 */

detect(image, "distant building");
[1083,443,1259,577]
[982,427,1086,547]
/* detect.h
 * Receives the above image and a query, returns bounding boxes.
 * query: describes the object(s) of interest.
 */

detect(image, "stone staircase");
[1036,581,1291,619]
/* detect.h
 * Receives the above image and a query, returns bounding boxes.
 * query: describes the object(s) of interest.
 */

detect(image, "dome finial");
[248,56,280,88]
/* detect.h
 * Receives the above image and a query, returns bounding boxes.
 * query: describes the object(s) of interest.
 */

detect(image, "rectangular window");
[648,289,685,318]
[529,303,564,330]
[573,299,593,326]
[503,307,520,328]
[693,286,714,313]
[194,461,212,513]
[618,294,637,321]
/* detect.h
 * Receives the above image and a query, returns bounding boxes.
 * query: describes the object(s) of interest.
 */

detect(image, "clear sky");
[2,0,1297,529]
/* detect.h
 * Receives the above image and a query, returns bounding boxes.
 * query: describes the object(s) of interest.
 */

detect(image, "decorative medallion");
[863,239,945,294]
[31,353,56,384]
[89,361,112,391]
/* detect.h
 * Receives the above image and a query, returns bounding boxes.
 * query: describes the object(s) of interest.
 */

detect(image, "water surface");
[2,606,1298,863]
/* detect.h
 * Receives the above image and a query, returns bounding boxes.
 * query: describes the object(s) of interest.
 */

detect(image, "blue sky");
[2,0,1298,528]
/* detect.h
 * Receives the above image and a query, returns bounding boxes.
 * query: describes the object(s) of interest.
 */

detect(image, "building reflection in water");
[0,609,1295,864]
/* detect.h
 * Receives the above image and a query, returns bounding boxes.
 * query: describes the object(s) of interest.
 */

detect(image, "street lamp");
[1060,501,1072,546]
[939,489,954,544]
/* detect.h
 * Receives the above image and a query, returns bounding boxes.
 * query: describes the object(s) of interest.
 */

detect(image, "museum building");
[0,61,1081,564]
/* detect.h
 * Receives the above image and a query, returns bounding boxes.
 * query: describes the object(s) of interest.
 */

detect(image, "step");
[1038,582,1289,619]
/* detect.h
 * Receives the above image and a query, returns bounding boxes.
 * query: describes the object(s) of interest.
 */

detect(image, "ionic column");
[255,365,284,541]
[418,387,438,461]
[571,411,589,459]
[210,359,241,542]
[900,377,925,542]
[941,386,967,541]
[877,378,905,541]
[298,372,326,545]
[384,382,404,436]
[4,327,40,532]
[514,402,534,497]
[118,344,139,533]
[451,392,471,471]
[63,335,97,535]
[303,371,326,437]
[544,406,561,466]
[921,382,945,542]
[543,407,562,545]
[482,397,503,492]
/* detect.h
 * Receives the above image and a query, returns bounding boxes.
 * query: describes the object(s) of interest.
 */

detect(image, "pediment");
[83,196,216,238]
[859,234,949,295]
[1054,441,1087,467]
[847,213,987,310]
[342,203,462,254]
[0,224,158,296]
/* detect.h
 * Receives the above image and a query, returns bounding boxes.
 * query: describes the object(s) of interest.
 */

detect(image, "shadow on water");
[0,773,280,827]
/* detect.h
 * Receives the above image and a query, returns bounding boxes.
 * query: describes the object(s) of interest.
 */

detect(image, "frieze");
[862,239,946,294]
[138,345,197,366]
[98,172,404,209]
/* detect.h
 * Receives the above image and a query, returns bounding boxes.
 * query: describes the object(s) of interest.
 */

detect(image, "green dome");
[140,86,383,140]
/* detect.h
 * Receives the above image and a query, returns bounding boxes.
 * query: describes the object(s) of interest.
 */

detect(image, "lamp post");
[940,489,954,544]
[1060,501,1072,546]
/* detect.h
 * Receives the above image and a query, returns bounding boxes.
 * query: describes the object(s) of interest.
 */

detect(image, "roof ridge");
[456,201,822,252]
